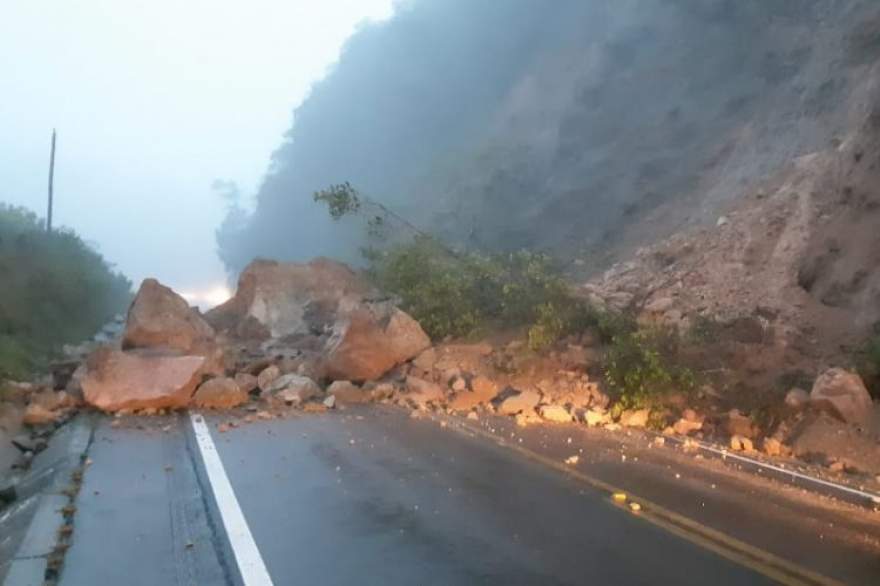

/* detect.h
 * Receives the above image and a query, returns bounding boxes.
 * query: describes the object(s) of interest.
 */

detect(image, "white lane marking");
[662,433,880,506]
[190,412,275,586]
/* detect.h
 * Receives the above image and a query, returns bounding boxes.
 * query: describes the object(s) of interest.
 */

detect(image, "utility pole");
[47,128,56,232]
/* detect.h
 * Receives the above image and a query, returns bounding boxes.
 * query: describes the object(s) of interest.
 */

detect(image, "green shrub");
[315,182,599,348]
[604,327,697,409]
[0,204,132,379]
[687,314,725,344]
[365,236,593,347]
[856,334,880,399]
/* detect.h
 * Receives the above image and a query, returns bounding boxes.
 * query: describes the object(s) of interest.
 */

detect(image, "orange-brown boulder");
[123,278,216,353]
[122,279,225,376]
[323,301,431,382]
[82,348,205,412]
[193,377,248,409]
[205,258,371,339]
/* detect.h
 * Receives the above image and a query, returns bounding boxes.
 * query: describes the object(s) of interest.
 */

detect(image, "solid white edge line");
[190,412,275,586]
[662,433,880,505]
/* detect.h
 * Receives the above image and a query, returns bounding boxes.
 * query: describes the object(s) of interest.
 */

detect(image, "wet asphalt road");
[53,409,791,586]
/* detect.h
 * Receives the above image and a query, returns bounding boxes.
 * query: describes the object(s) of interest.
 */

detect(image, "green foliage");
[687,314,724,344]
[604,327,697,409]
[856,334,880,399]
[0,204,132,379]
[313,182,362,220]
[365,236,592,347]
[315,181,598,348]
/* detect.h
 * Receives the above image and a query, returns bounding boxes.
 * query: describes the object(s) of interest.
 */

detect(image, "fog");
[0,0,393,302]
[219,0,850,279]
[2,0,857,303]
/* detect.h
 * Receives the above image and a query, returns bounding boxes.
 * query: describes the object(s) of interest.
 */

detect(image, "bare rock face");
[323,300,431,382]
[193,377,247,409]
[205,258,372,339]
[123,279,216,354]
[82,348,205,412]
[123,279,224,375]
[810,368,873,425]
[207,258,430,382]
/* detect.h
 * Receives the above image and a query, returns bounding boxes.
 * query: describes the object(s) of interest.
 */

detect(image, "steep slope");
[585,96,880,401]
[219,0,880,279]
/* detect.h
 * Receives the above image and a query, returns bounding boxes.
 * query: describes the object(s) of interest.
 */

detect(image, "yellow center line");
[434,414,843,586]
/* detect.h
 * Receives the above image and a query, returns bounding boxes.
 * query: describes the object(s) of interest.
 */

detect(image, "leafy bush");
[856,334,880,399]
[316,182,600,348]
[365,236,593,348]
[0,204,132,378]
[604,327,697,409]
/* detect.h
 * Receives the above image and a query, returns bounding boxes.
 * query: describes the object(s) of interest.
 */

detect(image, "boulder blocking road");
[48,407,880,586]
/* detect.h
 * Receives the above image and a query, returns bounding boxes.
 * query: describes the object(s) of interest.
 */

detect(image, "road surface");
[29,408,880,585]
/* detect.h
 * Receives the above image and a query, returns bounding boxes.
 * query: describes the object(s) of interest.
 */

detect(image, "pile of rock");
[76,258,432,414]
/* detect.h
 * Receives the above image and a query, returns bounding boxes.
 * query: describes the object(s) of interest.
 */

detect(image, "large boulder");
[123,279,225,375]
[123,279,216,353]
[82,348,205,412]
[810,368,873,425]
[323,300,431,382]
[193,377,248,409]
[326,380,368,404]
[205,258,372,339]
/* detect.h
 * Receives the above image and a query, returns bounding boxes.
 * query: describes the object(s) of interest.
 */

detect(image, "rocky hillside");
[584,64,880,399]
[219,0,880,275]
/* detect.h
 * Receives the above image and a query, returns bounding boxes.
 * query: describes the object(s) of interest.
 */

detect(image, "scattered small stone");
[729,434,754,452]
[725,409,756,439]
[538,404,572,423]
[515,411,541,427]
[327,380,368,404]
[618,408,650,428]
[23,403,59,426]
[583,409,610,427]
[466,411,478,421]
[323,395,337,409]
[762,437,784,457]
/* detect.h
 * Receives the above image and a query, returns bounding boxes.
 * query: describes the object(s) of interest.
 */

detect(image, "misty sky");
[0,0,393,301]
